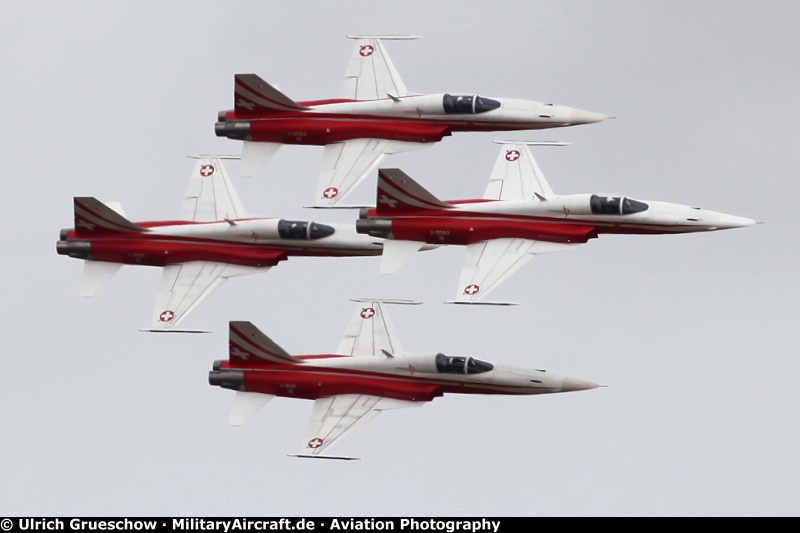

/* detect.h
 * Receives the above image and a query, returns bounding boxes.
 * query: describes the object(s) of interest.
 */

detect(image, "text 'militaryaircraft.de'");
[355,142,757,304]
[214,36,608,206]
[209,299,599,460]
[56,157,388,332]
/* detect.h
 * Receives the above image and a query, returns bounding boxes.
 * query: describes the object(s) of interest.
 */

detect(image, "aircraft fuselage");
[209,352,596,402]
[57,217,384,268]
[215,94,606,145]
[357,194,756,246]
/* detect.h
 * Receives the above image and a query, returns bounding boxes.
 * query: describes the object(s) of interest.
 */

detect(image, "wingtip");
[288,454,362,461]
[350,297,423,305]
[139,328,212,334]
[444,300,521,306]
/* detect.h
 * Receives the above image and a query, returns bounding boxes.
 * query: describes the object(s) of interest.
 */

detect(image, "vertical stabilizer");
[73,197,147,235]
[228,321,302,365]
[375,169,453,214]
[234,74,308,114]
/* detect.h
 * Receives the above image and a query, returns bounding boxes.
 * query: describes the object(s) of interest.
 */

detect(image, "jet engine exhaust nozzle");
[355,219,394,239]
[215,120,251,140]
[208,369,245,391]
[56,240,91,259]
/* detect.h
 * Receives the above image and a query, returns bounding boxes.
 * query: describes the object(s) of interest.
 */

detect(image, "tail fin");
[228,321,302,365]
[234,74,309,115]
[375,168,453,214]
[73,197,147,235]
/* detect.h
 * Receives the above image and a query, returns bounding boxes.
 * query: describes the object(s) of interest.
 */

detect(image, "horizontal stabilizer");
[80,261,122,297]
[229,392,274,426]
[240,141,281,177]
[380,239,426,274]
[103,201,126,218]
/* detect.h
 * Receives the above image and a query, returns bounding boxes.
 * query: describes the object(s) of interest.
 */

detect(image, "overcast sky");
[2,0,798,517]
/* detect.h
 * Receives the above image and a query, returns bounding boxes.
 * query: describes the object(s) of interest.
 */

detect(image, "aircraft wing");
[314,139,431,206]
[340,36,419,100]
[143,262,270,332]
[335,299,420,357]
[290,394,421,460]
[484,142,567,201]
[181,156,247,221]
[452,238,580,304]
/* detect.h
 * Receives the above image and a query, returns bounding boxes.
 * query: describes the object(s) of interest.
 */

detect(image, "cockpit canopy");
[278,219,335,240]
[435,353,494,375]
[590,194,649,215]
[443,94,501,115]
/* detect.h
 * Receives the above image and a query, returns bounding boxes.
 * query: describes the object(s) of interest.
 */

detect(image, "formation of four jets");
[57,36,755,459]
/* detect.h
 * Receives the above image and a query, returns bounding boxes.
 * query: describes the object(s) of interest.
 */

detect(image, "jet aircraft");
[355,142,757,304]
[214,35,608,206]
[56,157,386,332]
[209,299,599,460]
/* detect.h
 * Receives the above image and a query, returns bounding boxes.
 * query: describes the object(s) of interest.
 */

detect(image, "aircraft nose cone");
[569,108,609,125]
[717,213,757,229]
[560,377,600,392]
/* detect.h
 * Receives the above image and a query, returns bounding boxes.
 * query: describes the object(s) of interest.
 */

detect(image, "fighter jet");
[209,299,598,460]
[56,157,386,332]
[355,142,757,304]
[214,35,608,206]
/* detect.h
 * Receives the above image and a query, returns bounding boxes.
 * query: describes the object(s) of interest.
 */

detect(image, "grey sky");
[1,0,797,516]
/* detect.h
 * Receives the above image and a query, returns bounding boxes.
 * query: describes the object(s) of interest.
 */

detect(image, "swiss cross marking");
[360,307,376,319]
[359,45,374,57]
[76,219,96,231]
[322,187,339,199]
[505,150,521,162]
[308,438,324,449]
[200,164,215,177]
[159,310,175,322]
[230,347,250,360]
[464,284,480,296]
[236,99,255,111]
[378,194,398,208]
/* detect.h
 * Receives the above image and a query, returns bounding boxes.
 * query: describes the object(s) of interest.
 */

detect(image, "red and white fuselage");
[59,215,383,268]
[216,92,607,146]
[210,351,596,403]
[358,193,757,247]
